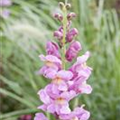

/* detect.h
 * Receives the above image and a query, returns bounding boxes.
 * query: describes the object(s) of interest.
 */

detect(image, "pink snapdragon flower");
[39,55,62,77]
[59,106,90,120]
[34,2,93,120]
[38,84,76,114]
[47,70,73,91]
[69,51,92,75]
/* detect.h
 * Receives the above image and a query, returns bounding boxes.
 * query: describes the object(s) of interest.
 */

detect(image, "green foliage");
[0,0,120,120]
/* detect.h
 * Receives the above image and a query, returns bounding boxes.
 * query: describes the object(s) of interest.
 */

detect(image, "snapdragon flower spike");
[35,2,92,120]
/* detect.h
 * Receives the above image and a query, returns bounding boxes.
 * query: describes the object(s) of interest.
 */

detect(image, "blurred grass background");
[0,0,120,120]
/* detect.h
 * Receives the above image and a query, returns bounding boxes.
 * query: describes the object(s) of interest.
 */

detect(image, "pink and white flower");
[34,113,48,120]
[59,106,90,120]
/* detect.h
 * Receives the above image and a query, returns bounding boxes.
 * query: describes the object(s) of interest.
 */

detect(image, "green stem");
[65,0,68,4]
[61,4,67,69]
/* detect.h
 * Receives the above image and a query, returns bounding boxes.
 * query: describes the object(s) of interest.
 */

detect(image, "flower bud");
[66,41,82,62]
[46,41,60,58]
[66,28,78,42]
[58,15,63,21]
[54,13,63,21]
[59,2,65,10]
[19,115,32,120]
[58,26,63,32]
[66,3,71,9]
[54,13,60,18]
[67,12,76,20]
[54,31,63,40]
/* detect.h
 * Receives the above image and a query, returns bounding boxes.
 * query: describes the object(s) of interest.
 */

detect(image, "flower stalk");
[34,1,93,120]
[61,3,67,69]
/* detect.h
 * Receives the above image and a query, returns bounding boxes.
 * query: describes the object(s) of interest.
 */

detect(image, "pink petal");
[58,82,68,91]
[39,54,46,61]
[34,113,48,120]
[47,104,56,113]
[79,82,92,94]
[38,104,47,111]
[80,111,90,120]
[46,55,62,64]
[57,70,73,80]
[38,89,51,104]
[61,90,76,101]
[76,51,90,64]
[60,106,71,114]
[44,68,57,79]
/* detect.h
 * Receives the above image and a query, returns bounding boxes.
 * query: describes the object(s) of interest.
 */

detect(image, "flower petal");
[76,51,90,64]
[57,70,73,80]
[38,89,51,104]
[47,104,56,113]
[79,82,92,94]
[58,82,68,91]
[34,113,48,120]
[60,105,71,114]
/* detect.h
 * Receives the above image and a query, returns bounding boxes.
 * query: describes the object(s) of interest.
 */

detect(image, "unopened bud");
[66,41,82,62]
[54,13,60,18]
[54,31,63,40]
[66,28,78,42]
[58,15,63,21]
[67,12,76,20]
[66,3,71,9]
[59,2,64,10]
[54,13,63,21]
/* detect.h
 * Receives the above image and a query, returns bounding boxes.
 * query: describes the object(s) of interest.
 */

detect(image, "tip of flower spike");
[65,3,71,9]
[59,2,65,9]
